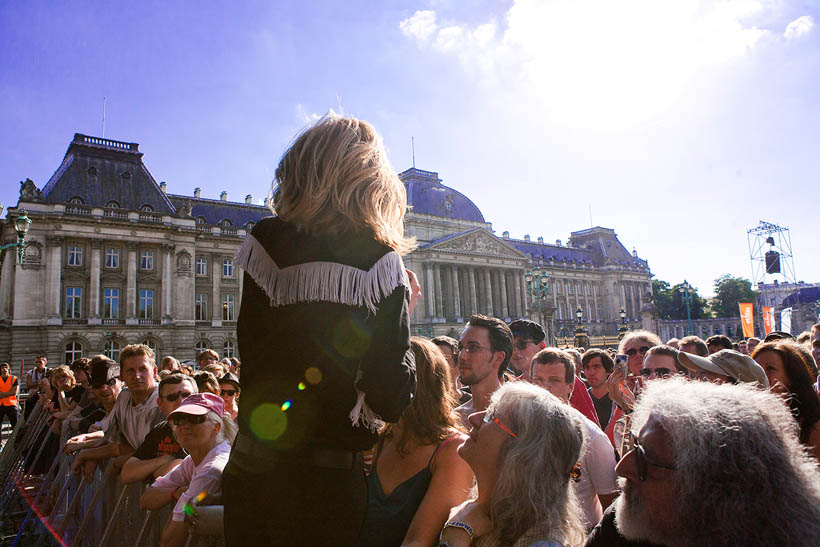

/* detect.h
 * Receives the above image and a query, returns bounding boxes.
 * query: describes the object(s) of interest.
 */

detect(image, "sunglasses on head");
[162,391,192,403]
[639,368,672,378]
[220,389,236,397]
[170,414,207,426]
[625,346,651,357]
[631,433,676,481]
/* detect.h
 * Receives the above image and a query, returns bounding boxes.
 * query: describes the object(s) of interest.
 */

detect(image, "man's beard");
[614,478,672,546]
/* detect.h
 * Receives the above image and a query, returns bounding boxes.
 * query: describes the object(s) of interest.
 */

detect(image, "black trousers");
[0,405,17,429]
[223,453,367,546]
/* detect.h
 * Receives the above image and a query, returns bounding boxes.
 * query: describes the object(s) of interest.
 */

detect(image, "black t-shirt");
[77,402,106,434]
[52,385,86,407]
[585,504,662,547]
[589,389,614,431]
[133,420,186,460]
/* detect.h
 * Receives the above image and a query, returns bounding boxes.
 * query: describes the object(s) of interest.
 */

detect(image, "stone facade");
[0,134,654,366]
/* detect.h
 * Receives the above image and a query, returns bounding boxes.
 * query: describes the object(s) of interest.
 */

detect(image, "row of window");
[64,288,236,321]
[553,280,599,296]
[64,339,236,364]
[66,245,235,277]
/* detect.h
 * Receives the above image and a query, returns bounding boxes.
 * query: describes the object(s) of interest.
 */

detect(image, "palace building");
[0,134,653,364]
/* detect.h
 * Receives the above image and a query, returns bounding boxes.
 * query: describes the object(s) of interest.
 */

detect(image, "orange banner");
[738,303,754,338]
[762,306,774,335]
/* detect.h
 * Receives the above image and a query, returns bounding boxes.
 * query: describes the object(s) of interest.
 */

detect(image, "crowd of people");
[3,113,820,546]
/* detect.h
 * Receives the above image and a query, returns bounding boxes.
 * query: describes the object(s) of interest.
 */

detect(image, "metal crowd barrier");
[0,401,225,546]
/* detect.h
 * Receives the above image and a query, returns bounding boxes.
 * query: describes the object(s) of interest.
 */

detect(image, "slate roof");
[167,195,270,227]
[510,239,594,264]
[568,227,648,268]
[41,134,176,214]
[782,286,820,307]
[400,168,485,223]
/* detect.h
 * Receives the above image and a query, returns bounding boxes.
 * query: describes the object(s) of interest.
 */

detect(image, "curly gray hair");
[620,377,820,546]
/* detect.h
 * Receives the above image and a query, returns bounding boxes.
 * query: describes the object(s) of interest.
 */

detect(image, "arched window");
[105,200,120,209]
[104,340,121,361]
[195,340,210,352]
[142,338,158,356]
[69,196,84,205]
[87,167,98,176]
[140,204,154,212]
[245,222,255,231]
[121,171,132,180]
[220,219,232,227]
[64,341,83,364]
[196,217,207,225]
[223,340,236,358]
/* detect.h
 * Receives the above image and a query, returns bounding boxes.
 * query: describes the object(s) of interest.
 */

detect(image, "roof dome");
[399,168,485,223]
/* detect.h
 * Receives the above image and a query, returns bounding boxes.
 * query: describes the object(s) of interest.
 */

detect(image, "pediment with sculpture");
[426,229,527,260]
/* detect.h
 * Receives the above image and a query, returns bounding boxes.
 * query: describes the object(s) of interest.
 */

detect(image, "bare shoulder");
[432,433,469,473]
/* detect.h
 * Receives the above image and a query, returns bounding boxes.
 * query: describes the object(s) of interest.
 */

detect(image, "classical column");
[584,282,591,323]
[126,242,137,322]
[451,266,462,319]
[212,255,221,325]
[162,244,174,323]
[433,263,443,318]
[237,265,244,317]
[0,248,12,320]
[592,282,600,321]
[468,268,478,317]
[621,283,628,317]
[45,236,64,321]
[483,269,494,317]
[513,271,522,319]
[89,241,102,324]
[425,263,436,317]
[499,270,509,319]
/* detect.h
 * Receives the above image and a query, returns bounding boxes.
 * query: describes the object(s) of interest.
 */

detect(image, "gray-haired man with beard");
[586,377,820,546]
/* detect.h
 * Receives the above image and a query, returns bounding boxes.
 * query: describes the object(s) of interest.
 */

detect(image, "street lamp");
[0,210,32,272]
[574,306,588,349]
[525,265,552,343]
[618,307,628,340]
[679,280,694,336]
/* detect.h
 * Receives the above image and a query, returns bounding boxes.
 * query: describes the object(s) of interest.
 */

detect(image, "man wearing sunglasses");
[121,374,198,484]
[587,378,820,546]
[607,331,662,414]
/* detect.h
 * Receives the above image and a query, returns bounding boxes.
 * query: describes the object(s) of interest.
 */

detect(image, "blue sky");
[2,0,818,297]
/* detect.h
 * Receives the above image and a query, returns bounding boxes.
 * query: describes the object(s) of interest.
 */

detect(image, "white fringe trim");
[235,233,408,432]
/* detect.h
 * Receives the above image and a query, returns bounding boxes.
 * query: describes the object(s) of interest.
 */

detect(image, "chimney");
[220,191,227,201]
[555,239,562,246]
[524,234,530,242]
[194,187,201,199]
[160,182,167,194]
[502,231,509,239]
[245,194,252,204]
[537,236,544,244]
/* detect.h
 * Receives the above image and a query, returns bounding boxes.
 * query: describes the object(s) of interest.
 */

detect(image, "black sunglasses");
[170,414,207,426]
[631,434,676,481]
[162,391,193,403]
[625,346,651,357]
[639,368,672,379]
[91,377,119,390]
[220,389,237,397]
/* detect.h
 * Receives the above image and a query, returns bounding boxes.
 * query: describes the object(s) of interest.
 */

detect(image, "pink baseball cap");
[168,392,224,418]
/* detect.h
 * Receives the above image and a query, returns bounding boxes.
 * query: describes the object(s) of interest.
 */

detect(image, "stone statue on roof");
[19,179,44,202]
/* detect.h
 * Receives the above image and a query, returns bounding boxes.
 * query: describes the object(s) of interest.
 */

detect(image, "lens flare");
[297,382,306,391]
[281,400,292,411]
[249,403,287,441]
[305,367,323,385]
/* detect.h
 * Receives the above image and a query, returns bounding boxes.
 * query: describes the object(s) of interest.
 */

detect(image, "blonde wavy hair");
[270,112,416,255]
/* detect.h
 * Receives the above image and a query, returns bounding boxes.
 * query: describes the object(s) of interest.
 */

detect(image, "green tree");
[652,279,707,320]
[711,274,756,318]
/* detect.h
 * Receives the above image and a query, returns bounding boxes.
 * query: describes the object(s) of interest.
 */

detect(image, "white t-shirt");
[573,412,619,529]
[152,441,231,522]
[100,387,163,449]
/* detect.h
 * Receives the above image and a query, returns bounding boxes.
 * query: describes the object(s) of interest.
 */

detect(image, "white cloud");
[784,15,814,39]
[400,10,438,43]
[399,0,779,128]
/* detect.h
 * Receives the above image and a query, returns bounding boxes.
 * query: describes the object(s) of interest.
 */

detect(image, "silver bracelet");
[439,520,475,543]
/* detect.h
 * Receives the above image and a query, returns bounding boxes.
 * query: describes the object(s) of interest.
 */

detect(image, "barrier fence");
[0,401,224,547]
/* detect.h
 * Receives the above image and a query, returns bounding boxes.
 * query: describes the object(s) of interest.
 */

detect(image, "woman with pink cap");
[140,392,237,547]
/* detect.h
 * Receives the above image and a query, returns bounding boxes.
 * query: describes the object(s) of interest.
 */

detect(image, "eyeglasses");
[630,434,676,481]
[457,343,492,355]
[639,368,672,379]
[170,414,207,426]
[91,378,119,390]
[514,339,536,351]
[483,411,517,438]
[220,389,236,397]
[625,346,651,357]
[162,391,193,403]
